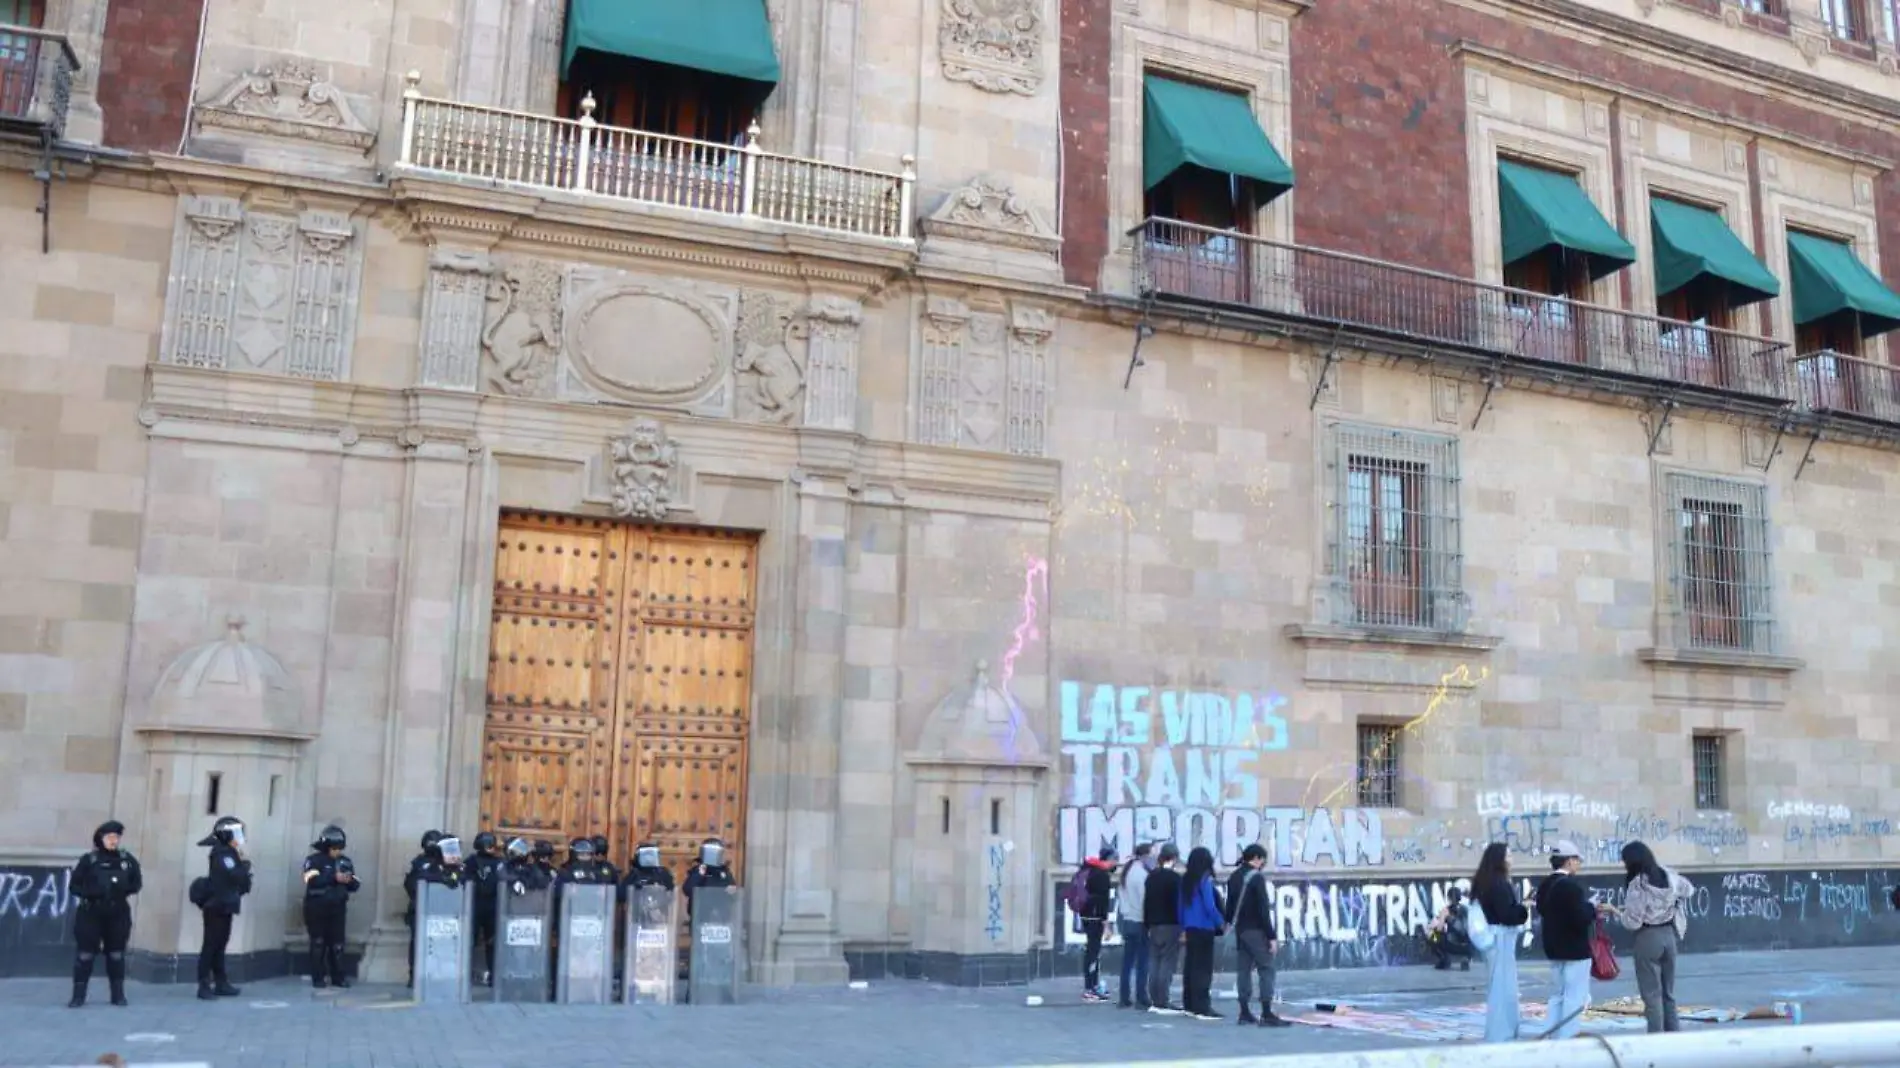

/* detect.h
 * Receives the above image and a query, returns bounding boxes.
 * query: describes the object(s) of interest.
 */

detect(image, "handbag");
[1465,900,1495,955]
[1589,916,1619,981]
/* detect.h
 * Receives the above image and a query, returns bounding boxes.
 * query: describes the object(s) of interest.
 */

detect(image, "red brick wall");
[1058,0,1113,288]
[1059,0,1900,292]
[97,0,205,153]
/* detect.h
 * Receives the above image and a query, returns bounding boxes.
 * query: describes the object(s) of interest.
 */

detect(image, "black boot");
[1237,1003,1259,1024]
[106,954,128,1006]
[68,955,93,1008]
[327,944,351,989]
[197,982,218,1001]
[310,945,328,989]
[213,976,241,997]
[1260,1002,1293,1028]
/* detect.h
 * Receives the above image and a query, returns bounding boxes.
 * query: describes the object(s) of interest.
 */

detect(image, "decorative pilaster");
[918,297,970,447]
[159,197,244,370]
[912,296,1052,457]
[803,296,863,431]
[417,248,492,390]
[1005,305,1053,457]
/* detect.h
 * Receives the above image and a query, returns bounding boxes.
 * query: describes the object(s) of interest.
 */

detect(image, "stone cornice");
[1454,0,1900,132]
[1456,42,1897,169]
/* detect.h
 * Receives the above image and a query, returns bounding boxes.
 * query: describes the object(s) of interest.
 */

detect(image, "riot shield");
[491,885,553,1003]
[688,885,742,1005]
[623,883,679,1005]
[413,881,472,1004]
[555,883,615,1004]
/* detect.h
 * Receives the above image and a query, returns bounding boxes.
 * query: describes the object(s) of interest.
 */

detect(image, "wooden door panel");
[481,514,757,878]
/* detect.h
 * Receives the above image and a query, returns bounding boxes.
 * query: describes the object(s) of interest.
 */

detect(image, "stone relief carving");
[608,417,680,520]
[914,297,1051,456]
[920,175,1061,259]
[159,197,363,381]
[804,296,863,431]
[193,61,375,149]
[482,258,563,398]
[939,0,1045,95]
[418,249,491,390]
[733,290,806,425]
[566,282,726,401]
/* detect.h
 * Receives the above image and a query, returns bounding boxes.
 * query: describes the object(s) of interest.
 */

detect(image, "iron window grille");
[1693,733,1727,811]
[1356,723,1403,809]
[1322,421,1465,631]
[1662,473,1775,655]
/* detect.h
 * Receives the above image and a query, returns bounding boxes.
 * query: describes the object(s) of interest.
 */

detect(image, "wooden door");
[480,511,757,877]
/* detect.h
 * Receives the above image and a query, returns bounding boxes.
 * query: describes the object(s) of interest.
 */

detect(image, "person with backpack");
[1116,843,1152,1009]
[1068,846,1116,1002]
[1223,843,1289,1027]
[1142,842,1184,1014]
[192,816,252,1000]
[1428,887,1475,971]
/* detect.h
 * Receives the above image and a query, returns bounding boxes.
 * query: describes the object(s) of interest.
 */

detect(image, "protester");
[1427,887,1474,971]
[1223,843,1288,1027]
[1470,842,1528,1042]
[1606,840,1696,1033]
[1178,846,1225,1021]
[1537,840,1608,1039]
[1075,846,1116,1003]
[1116,843,1152,1009]
[1142,843,1184,1014]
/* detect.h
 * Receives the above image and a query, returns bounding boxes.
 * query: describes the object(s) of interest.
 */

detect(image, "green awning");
[1787,230,1900,338]
[1142,75,1294,199]
[562,0,781,86]
[1649,197,1779,306]
[1497,159,1636,280]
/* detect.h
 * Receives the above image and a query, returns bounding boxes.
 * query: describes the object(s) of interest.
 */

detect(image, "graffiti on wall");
[1056,680,1390,866]
[0,866,74,978]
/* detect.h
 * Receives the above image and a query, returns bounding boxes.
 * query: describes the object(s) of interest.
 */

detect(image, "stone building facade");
[1,0,1898,983]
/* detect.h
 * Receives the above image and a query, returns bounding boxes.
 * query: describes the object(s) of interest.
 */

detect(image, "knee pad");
[106,952,125,962]
[77,952,96,963]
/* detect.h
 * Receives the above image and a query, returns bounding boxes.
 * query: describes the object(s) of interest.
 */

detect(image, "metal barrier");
[999,1021,1900,1068]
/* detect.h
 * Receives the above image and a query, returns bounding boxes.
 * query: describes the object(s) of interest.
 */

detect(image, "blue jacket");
[1180,874,1224,931]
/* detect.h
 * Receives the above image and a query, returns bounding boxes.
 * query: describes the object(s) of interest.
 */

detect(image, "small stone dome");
[147,616,310,737]
[913,660,1046,766]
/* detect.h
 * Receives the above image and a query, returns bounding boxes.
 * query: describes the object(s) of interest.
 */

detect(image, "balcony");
[1793,351,1900,425]
[1131,217,1795,405]
[0,25,78,141]
[395,74,916,243]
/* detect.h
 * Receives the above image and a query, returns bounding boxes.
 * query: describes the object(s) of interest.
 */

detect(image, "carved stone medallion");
[608,417,680,520]
[939,0,1045,95]
[569,285,726,401]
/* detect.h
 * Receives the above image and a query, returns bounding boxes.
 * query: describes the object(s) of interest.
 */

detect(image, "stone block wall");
[0,174,164,854]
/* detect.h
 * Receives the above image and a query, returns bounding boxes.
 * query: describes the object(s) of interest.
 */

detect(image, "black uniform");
[589,836,619,883]
[468,837,505,982]
[681,861,735,918]
[504,855,553,892]
[195,819,252,998]
[301,838,358,988]
[69,821,142,1007]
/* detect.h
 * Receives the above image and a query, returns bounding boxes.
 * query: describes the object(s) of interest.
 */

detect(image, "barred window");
[1693,733,1727,810]
[1356,723,1402,808]
[1323,422,1463,631]
[1820,0,1866,39]
[1663,473,1774,654]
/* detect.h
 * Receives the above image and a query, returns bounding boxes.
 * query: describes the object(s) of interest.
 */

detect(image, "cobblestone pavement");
[4,947,1894,1068]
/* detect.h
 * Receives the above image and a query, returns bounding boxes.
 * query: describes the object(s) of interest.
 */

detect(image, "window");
[205,771,223,816]
[1503,248,1591,366]
[1356,723,1403,808]
[0,0,45,120]
[1886,0,1900,42]
[558,54,752,145]
[1663,473,1775,654]
[1324,422,1464,631]
[1692,733,1727,810]
[1796,313,1862,359]
[1738,0,1779,12]
[1820,0,1867,39]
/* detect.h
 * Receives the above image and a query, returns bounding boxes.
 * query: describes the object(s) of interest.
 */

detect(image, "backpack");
[1065,867,1093,915]
[188,876,211,909]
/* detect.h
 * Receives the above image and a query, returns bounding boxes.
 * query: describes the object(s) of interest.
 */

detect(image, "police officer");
[68,820,142,1008]
[557,837,603,885]
[622,841,675,893]
[589,834,619,883]
[301,825,358,989]
[531,839,558,883]
[468,832,504,986]
[403,830,465,986]
[502,837,552,892]
[681,836,735,919]
[194,816,252,1000]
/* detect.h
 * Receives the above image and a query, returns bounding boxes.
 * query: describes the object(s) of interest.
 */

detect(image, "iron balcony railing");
[1131,217,1795,402]
[396,73,917,242]
[1793,350,1900,424]
[0,24,78,140]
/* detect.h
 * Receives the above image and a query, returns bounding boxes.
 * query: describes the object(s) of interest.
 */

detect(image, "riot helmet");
[313,824,347,852]
[569,837,596,860]
[590,834,610,859]
[473,831,498,854]
[436,835,464,865]
[198,816,245,848]
[505,837,531,861]
[634,843,661,869]
[698,838,725,868]
[419,829,443,853]
[532,839,555,861]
